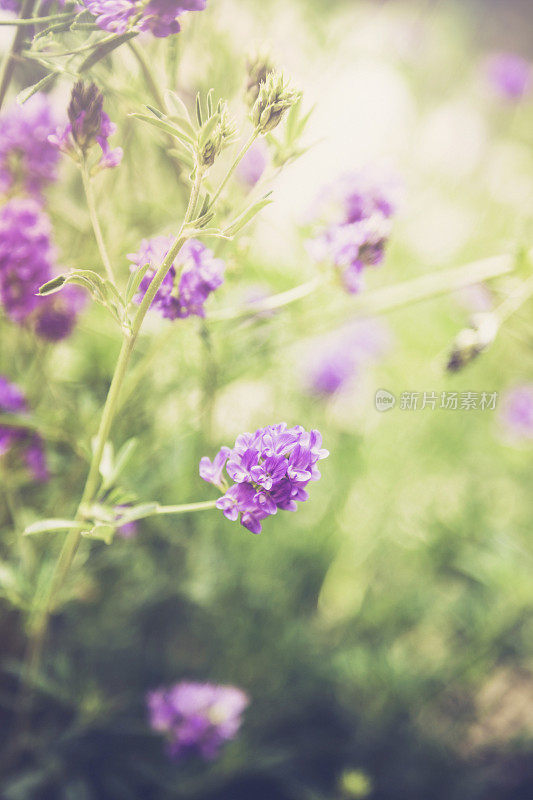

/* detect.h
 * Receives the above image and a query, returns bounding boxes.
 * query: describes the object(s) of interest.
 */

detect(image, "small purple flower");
[0,94,59,198]
[485,53,532,102]
[201,423,328,535]
[304,319,390,396]
[147,681,249,760]
[236,140,268,187]
[48,81,122,171]
[499,385,533,441]
[0,376,48,483]
[129,237,225,320]
[83,0,206,38]
[309,168,400,294]
[199,446,231,487]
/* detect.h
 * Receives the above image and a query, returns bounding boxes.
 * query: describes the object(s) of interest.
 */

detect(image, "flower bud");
[245,49,275,107]
[251,72,300,134]
[68,81,105,151]
[197,101,236,168]
[447,312,499,372]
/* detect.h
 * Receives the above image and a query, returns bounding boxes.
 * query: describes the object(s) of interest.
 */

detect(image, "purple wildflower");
[499,385,533,441]
[200,423,328,535]
[0,199,83,340]
[236,140,268,187]
[304,319,390,396]
[0,376,48,483]
[129,237,225,320]
[0,94,59,198]
[309,167,400,294]
[147,681,249,760]
[48,81,122,170]
[485,53,532,102]
[83,0,206,38]
[0,199,55,323]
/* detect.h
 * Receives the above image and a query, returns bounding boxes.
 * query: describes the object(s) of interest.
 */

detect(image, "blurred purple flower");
[83,0,206,38]
[309,167,401,294]
[0,94,60,198]
[200,424,328,534]
[129,237,225,320]
[499,385,533,441]
[147,681,249,760]
[236,140,268,187]
[485,53,532,101]
[304,319,391,396]
[0,199,83,340]
[0,199,55,323]
[0,376,48,482]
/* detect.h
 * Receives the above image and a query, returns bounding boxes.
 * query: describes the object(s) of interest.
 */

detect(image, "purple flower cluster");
[48,81,122,170]
[485,53,532,102]
[0,94,59,198]
[147,681,248,760]
[304,319,390,396]
[200,424,328,534]
[0,199,83,340]
[0,376,48,482]
[500,385,533,441]
[309,168,400,294]
[129,237,225,320]
[83,0,206,38]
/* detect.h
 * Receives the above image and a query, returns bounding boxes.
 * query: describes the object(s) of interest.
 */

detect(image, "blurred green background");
[0,1,532,798]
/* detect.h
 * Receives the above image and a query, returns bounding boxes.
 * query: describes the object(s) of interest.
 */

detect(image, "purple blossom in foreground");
[304,319,390,396]
[309,167,400,294]
[0,94,59,198]
[499,385,533,441]
[129,237,225,320]
[485,53,532,101]
[49,81,122,170]
[0,376,48,482]
[200,423,328,534]
[83,0,206,38]
[0,199,83,340]
[147,682,248,760]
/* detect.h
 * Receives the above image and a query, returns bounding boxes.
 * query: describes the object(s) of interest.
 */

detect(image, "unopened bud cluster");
[251,72,300,134]
[198,101,237,168]
[245,50,275,106]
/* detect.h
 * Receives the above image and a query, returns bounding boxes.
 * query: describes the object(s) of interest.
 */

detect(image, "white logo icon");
[375,389,396,412]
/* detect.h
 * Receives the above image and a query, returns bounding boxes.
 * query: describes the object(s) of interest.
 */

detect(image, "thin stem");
[208,251,520,324]
[129,39,165,109]
[209,131,259,209]
[495,272,533,324]
[24,167,205,682]
[0,0,37,110]
[0,13,75,26]
[81,162,116,285]
[155,500,218,515]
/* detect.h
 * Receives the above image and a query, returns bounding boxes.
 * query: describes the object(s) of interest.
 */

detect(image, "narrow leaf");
[24,519,85,536]
[17,73,57,105]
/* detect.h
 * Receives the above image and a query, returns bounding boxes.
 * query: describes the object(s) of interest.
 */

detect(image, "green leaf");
[130,113,195,147]
[125,261,151,305]
[163,90,191,121]
[37,275,66,295]
[79,31,137,72]
[101,438,138,490]
[223,194,273,237]
[39,270,125,324]
[17,73,58,105]
[24,519,85,536]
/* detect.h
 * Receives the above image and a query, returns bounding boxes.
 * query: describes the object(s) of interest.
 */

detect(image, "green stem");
[0,13,75,26]
[24,167,205,680]
[209,131,259,209]
[81,162,116,285]
[208,250,520,324]
[0,0,37,110]
[155,500,218,515]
